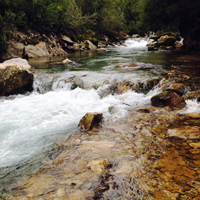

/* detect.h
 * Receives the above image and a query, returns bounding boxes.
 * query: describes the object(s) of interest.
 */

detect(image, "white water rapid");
[0,38,162,176]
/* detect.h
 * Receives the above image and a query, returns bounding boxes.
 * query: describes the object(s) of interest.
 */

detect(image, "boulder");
[0,61,33,96]
[151,91,186,109]
[62,58,73,65]
[157,35,176,46]
[78,112,103,131]
[67,43,81,51]
[61,35,74,44]
[84,40,97,51]
[24,42,50,58]
[3,57,32,71]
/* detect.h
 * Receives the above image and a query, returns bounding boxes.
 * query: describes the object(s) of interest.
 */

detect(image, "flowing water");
[0,38,192,188]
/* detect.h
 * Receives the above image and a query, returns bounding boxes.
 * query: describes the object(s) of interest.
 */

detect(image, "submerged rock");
[167,126,200,140]
[0,60,33,96]
[118,62,154,70]
[87,159,111,174]
[151,91,186,109]
[78,112,103,131]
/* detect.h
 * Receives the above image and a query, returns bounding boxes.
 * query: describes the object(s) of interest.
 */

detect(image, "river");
[0,38,198,194]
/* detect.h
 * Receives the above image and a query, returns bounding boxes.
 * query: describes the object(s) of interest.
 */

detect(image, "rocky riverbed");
[1,58,200,200]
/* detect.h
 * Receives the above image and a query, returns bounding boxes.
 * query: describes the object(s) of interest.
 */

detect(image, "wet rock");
[68,76,84,89]
[157,35,176,46]
[164,83,185,95]
[0,61,33,96]
[87,159,111,174]
[78,113,103,131]
[118,62,154,70]
[167,126,200,140]
[174,41,183,48]
[62,58,73,65]
[150,34,160,41]
[184,90,200,101]
[151,91,186,109]
[96,48,107,52]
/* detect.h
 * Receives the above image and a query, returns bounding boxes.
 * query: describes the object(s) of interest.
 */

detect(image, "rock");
[189,143,200,149]
[67,43,81,51]
[150,34,160,41]
[151,91,186,109]
[78,112,103,131]
[164,83,185,95]
[62,58,73,65]
[0,62,33,96]
[132,34,140,38]
[174,41,183,48]
[167,126,200,140]
[98,41,107,48]
[97,48,107,52]
[186,113,200,119]
[84,40,97,50]
[61,35,74,44]
[184,90,200,101]
[87,159,111,174]
[68,76,84,89]
[118,62,154,70]
[25,42,51,58]
[7,41,25,58]
[3,57,32,71]
[157,35,176,46]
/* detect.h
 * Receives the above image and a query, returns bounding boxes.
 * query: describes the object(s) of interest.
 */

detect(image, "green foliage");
[1,0,199,58]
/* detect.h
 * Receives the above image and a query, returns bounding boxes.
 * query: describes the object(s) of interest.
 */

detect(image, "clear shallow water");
[0,38,196,182]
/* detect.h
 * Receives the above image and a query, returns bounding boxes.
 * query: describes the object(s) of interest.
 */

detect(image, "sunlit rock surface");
[0,59,33,96]
[78,112,103,131]
[2,107,200,199]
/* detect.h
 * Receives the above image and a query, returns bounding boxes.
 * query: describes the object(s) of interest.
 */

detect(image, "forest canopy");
[0,0,200,56]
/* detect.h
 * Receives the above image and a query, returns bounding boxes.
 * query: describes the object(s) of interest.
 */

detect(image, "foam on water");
[180,99,200,114]
[0,86,159,169]
[0,37,162,175]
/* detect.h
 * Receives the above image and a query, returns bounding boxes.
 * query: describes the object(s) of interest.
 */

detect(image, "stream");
[1,38,200,199]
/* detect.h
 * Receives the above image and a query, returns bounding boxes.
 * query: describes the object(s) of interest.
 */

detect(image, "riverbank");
[1,39,200,199]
